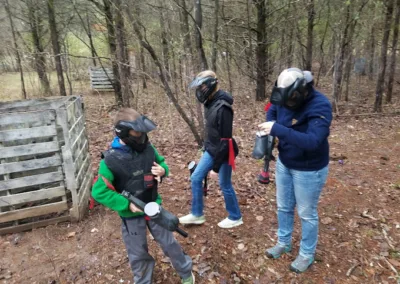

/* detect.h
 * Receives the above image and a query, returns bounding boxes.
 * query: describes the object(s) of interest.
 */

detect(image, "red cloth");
[264,102,272,112]
[221,138,236,170]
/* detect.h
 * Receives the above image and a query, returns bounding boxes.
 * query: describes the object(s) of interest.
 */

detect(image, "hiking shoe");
[217,217,243,228]
[179,214,205,225]
[265,243,292,259]
[289,255,314,273]
[181,272,195,284]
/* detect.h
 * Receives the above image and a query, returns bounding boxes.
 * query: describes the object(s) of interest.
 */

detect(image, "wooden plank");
[0,172,64,192]
[68,114,83,136]
[0,186,66,207]
[0,155,62,175]
[76,171,92,221]
[71,129,86,160]
[0,125,56,142]
[73,138,88,165]
[0,111,55,127]
[0,215,70,235]
[76,154,90,187]
[0,141,59,159]
[0,201,68,223]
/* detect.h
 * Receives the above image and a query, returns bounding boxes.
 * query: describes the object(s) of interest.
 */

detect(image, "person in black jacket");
[179,70,243,229]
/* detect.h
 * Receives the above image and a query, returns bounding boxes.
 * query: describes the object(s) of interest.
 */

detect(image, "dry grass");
[0,72,89,102]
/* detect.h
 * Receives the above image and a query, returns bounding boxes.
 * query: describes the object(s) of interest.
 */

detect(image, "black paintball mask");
[115,116,157,152]
[270,77,308,111]
[189,76,218,104]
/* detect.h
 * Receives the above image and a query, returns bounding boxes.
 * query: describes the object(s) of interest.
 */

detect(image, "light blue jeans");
[275,158,329,258]
[191,151,242,221]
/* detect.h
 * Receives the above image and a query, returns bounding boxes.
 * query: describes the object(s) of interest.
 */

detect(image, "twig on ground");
[346,262,360,277]
[382,228,395,250]
[361,210,377,220]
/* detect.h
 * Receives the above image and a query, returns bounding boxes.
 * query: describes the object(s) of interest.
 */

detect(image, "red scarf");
[221,138,236,170]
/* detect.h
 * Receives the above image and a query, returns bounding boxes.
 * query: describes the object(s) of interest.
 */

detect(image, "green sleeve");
[91,160,130,212]
[152,145,169,177]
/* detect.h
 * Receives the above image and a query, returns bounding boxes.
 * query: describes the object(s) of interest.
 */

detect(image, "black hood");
[206,90,233,107]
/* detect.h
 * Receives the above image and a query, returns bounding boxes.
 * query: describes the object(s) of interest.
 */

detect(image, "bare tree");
[386,0,400,103]
[47,0,67,96]
[193,0,208,70]
[26,0,52,95]
[305,0,315,71]
[254,0,267,101]
[114,0,133,107]
[4,0,27,99]
[374,0,394,112]
[127,4,203,146]
[211,0,219,71]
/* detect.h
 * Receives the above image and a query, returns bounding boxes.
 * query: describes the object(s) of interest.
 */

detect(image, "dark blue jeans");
[191,151,242,220]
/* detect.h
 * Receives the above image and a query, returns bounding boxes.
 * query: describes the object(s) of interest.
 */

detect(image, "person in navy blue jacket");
[258,68,332,273]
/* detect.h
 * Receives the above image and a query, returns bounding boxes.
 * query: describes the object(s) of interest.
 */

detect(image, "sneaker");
[217,217,243,228]
[289,255,314,273]
[181,272,195,284]
[179,214,206,225]
[265,243,292,259]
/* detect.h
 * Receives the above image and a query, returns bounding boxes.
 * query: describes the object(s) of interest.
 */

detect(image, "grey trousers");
[121,217,192,284]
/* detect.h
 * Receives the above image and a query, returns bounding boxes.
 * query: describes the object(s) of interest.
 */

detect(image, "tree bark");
[386,0,400,103]
[27,0,51,95]
[374,0,394,112]
[103,0,123,106]
[305,0,314,71]
[254,0,267,101]
[368,25,375,80]
[47,0,67,96]
[193,0,208,70]
[159,1,171,80]
[332,4,351,111]
[211,0,219,71]
[114,0,133,107]
[86,13,97,66]
[5,0,27,99]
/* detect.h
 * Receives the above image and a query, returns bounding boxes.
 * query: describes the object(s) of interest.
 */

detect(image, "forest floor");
[1,76,400,284]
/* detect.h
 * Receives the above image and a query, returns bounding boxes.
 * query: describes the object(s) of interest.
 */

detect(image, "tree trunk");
[374,0,394,112]
[246,0,253,77]
[193,0,208,70]
[305,0,314,71]
[159,1,170,80]
[368,25,375,80]
[286,1,294,68]
[86,13,97,66]
[48,0,66,96]
[128,8,203,146]
[332,4,351,110]
[103,0,123,106]
[386,0,400,103]
[254,0,267,101]
[5,0,27,99]
[211,0,219,71]
[140,45,147,89]
[27,0,51,95]
[114,0,133,107]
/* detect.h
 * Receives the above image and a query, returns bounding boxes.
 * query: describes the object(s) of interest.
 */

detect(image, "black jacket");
[204,90,238,172]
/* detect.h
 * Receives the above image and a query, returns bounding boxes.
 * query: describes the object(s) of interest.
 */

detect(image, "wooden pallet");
[0,96,92,234]
[89,67,114,91]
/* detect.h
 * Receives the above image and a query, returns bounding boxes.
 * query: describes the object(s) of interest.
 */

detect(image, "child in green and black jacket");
[92,108,194,284]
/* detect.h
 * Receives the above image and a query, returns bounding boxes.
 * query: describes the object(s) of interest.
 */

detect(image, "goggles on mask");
[270,78,307,110]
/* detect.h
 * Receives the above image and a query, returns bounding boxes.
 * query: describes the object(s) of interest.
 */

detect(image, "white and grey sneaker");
[179,213,206,225]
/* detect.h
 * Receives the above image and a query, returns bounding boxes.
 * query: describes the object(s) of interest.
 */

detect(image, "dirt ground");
[1,81,400,284]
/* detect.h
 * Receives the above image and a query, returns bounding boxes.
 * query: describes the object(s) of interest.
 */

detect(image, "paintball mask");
[189,73,218,104]
[115,116,157,152]
[270,68,307,110]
